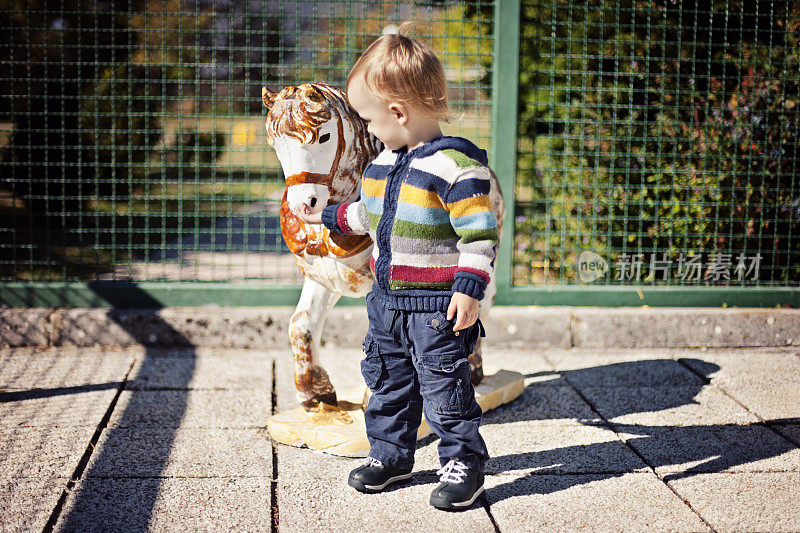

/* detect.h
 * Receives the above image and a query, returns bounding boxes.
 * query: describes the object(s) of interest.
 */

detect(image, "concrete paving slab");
[393,434,445,473]
[128,350,273,390]
[54,477,272,532]
[0,477,67,532]
[0,388,117,427]
[108,390,272,428]
[542,347,678,364]
[484,472,710,532]
[416,415,649,474]
[0,349,134,390]
[478,423,648,475]
[479,349,563,386]
[678,347,800,387]
[547,353,707,387]
[409,385,609,480]
[479,385,601,426]
[276,445,495,532]
[578,386,759,426]
[3,344,798,531]
[84,427,272,478]
[0,345,246,359]
[668,472,800,532]
[770,423,800,446]
[706,381,800,421]
[615,423,800,475]
[0,426,95,478]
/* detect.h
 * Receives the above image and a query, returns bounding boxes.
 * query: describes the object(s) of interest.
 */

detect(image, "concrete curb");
[2,306,799,349]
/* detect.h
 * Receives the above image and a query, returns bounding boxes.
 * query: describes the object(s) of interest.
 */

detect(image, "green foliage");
[512,0,800,284]
[0,1,230,280]
[433,2,494,88]
[81,64,165,199]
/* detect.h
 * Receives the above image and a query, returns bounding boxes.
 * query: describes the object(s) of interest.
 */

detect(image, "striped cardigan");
[321,135,498,312]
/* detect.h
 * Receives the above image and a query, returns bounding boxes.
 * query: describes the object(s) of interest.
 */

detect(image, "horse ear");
[262,86,278,111]
[306,85,324,103]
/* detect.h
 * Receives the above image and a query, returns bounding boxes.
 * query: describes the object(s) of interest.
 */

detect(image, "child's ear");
[388,102,408,125]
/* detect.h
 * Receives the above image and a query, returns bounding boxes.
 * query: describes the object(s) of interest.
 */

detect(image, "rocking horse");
[261,82,522,454]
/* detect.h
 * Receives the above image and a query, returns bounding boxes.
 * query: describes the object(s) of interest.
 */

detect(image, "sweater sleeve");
[320,201,370,236]
[441,166,499,300]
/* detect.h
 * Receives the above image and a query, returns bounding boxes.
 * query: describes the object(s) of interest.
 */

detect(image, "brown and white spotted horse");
[262,82,505,411]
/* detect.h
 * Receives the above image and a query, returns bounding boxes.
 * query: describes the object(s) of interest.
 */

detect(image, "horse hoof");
[468,350,484,386]
[300,391,339,412]
[317,391,338,408]
[469,364,484,387]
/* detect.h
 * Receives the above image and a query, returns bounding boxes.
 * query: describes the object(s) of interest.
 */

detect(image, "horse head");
[262,83,381,219]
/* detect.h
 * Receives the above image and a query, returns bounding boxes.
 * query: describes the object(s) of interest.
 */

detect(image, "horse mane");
[265,83,369,150]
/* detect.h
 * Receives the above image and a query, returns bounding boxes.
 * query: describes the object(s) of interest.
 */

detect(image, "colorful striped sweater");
[321,135,498,312]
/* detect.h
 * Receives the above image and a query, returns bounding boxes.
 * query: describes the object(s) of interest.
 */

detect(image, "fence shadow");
[50,285,197,532]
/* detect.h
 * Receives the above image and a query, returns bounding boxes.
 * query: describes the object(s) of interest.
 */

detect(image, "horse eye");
[319,133,331,144]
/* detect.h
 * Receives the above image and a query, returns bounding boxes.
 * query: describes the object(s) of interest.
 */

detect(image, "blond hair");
[346,21,450,123]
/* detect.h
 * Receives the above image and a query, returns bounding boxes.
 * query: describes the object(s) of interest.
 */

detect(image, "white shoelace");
[437,459,468,484]
[365,456,384,468]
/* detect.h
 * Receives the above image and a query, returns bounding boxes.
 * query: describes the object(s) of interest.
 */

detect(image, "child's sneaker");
[348,456,413,493]
[429,459,485,510]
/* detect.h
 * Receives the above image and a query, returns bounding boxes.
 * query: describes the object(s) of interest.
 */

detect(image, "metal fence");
[1,0,797,307]
[495,0,800,306]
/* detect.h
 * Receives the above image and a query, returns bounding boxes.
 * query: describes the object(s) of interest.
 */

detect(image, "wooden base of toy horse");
[267,368,525,457]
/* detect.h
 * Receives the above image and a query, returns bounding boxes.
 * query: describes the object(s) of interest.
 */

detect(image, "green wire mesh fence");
[514,0,799,288]
[0,0,493,285]
[1,0,798,307]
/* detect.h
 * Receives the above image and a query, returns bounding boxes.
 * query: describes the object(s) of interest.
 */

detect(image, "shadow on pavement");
[482,358,799,504]
[47,286,197,532]
[0,383,122,403]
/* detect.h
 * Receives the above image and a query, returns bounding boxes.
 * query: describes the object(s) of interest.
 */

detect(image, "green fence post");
[490,0,521,305]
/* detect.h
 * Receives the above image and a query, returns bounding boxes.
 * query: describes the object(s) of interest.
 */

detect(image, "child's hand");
[446,291,479,331]
[294,203,323,224]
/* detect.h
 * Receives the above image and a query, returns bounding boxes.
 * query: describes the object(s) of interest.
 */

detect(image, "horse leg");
[468,337,484,386]
[288,276,341,411]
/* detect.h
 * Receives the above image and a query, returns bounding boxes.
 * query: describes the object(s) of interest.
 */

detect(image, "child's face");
[347,76,408,151]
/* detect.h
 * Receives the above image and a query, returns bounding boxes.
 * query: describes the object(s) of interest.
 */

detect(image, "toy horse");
[262,82,505,412]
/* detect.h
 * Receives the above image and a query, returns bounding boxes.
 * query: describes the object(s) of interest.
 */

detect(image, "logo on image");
[578,251,609,282]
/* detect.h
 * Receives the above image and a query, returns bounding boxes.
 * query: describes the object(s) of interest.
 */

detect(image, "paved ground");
[1,343,799,532]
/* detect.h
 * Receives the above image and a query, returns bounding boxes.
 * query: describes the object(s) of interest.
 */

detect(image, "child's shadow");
[479,358,799,504]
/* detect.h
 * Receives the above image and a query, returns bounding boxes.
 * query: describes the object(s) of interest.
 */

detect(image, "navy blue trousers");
[360,288,489,472]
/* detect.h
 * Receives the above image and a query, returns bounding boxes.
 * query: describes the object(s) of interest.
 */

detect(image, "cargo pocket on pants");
[360,334,385,390]
[430,371,472,416]
[420,310,462,373]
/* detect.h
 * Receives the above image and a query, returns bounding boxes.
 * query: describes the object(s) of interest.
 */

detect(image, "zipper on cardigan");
[374,152,407,292]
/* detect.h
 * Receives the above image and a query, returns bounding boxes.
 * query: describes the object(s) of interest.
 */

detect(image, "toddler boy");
[295,26,498,511]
